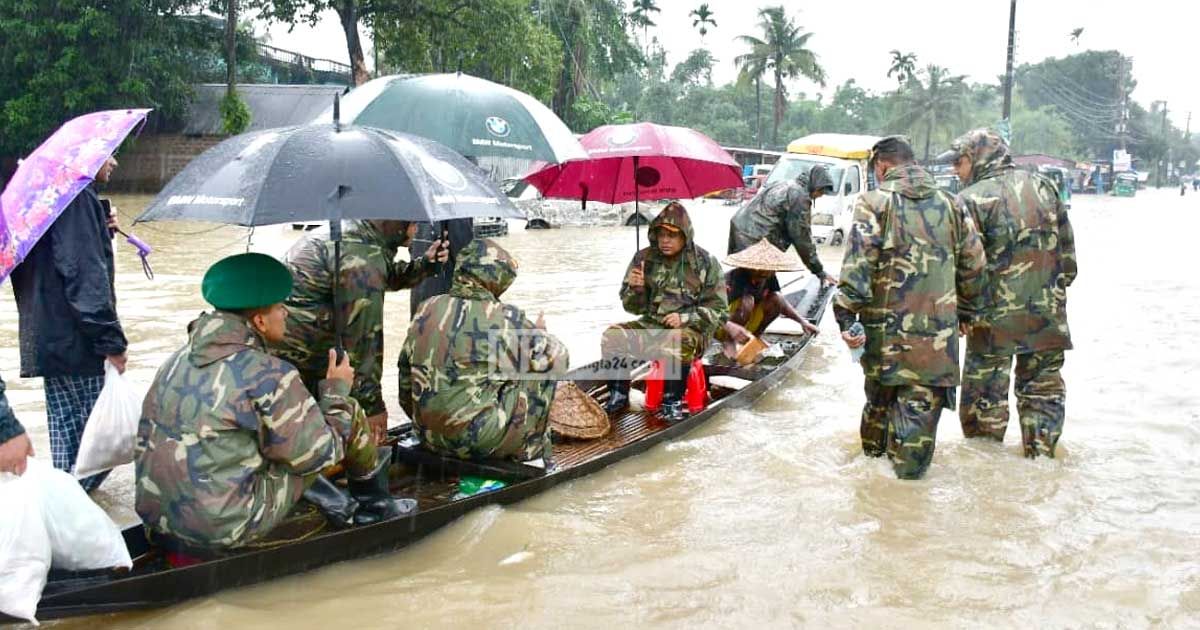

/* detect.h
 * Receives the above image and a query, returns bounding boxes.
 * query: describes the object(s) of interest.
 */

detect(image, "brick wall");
[108,134,225,193]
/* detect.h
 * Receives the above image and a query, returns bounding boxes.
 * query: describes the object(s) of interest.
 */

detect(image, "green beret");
[202,253,293,310]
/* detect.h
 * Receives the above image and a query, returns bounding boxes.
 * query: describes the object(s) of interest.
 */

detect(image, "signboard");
[1113,149,1132,172]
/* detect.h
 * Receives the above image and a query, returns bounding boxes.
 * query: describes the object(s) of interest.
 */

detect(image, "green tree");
[734,6,826,148]
[628,0,660,56]
[0,0,209,161]
[690,3,716,40]
[891,64,968,160]
[887,50,918,87]
[670,49,715,89]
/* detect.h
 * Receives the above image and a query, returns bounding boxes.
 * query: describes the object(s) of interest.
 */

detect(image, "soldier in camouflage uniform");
[834,136,986,480]
[729,164,837,287]
[603,202,727,422]
[938,129,1077,458]
[397,239,568,463]
[135,253,414,552]
[275,221,447,441]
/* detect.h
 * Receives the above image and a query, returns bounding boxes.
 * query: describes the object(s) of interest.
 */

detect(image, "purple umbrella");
[0,108,151,282]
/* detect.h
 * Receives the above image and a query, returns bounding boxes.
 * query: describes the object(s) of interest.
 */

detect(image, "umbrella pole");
[329,187,346,360]
[633,155,640,251]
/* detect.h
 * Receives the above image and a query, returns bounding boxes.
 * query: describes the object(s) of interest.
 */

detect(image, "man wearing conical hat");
[834,136,986,480]
[719,239,820,355]
[135,253,415,553]
[937,128,1077,459]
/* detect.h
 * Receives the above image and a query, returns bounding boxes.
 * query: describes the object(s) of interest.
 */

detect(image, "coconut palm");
[891,64,968,160]
[887,50,918,87]
[734,6,826,147]
[690,3,716,40]
[1070,27,1084,45]
[629,0,660,56]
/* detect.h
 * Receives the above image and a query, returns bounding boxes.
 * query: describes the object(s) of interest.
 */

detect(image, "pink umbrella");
[0,108,151,282]
[524,122,743,249]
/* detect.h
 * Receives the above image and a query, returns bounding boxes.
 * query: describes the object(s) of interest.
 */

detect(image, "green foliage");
[570,96,631,133]
[890,65,968,160]
[670,49,716,89]
[0,0,207,158]
[734,6,825,147]
[689,3,716,38]
[219,90,251,135]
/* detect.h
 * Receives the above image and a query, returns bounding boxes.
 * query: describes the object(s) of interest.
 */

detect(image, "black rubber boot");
[605,379,631,415]
[348,446,417,526]
[303,476,358,529]
[659,367,689,424]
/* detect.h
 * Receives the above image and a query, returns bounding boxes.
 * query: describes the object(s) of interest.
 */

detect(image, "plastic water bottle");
[848,322,865,363]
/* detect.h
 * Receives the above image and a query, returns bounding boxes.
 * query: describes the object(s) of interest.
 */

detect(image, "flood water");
[4,190,1199,628]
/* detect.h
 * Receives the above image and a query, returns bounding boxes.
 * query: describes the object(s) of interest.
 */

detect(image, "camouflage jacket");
[276,221,432,416]
[0,374,24,444]
[728,167,835,278]
[957,133,1077,355]
[397,239,568,456]
[833,164,986,387]
[621,203,728,338]
[135,311,362,550]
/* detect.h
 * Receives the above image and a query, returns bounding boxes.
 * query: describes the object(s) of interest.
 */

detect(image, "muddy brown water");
[2,191,1198,628]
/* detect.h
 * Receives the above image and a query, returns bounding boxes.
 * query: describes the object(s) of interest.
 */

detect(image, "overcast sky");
[260,0,1198,129]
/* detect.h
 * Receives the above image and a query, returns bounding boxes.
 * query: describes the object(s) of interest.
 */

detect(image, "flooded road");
[4,190,1199,628]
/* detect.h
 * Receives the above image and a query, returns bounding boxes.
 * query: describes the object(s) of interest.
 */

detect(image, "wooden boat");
[6,280,833,623]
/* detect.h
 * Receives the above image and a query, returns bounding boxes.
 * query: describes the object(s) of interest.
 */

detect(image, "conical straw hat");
[549,382,611,440]
[723,239,804,272]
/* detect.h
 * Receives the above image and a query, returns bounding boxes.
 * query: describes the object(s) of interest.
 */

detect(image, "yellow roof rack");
[785,133,882,160]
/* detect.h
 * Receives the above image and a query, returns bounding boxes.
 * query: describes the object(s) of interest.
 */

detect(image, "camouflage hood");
[449,238,518,301]
[949,128,1013,184]
[188,311,266,368]
[647,202,695,250]
[800,164,836,196]
[878,164,939,200]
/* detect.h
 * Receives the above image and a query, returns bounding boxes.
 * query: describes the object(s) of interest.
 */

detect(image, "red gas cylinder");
[644,360,664,411]
[685,358,708,413]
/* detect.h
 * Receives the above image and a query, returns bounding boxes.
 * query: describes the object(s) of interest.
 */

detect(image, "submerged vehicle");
[765,133,880,247]
[1113,171,1137,197]
[8,282,834,623]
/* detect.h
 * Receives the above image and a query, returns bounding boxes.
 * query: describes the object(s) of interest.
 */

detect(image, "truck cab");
[762,133,879,247]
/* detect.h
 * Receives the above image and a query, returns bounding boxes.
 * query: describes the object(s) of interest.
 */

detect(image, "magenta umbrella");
[0,108,151,282]
[524,122,742,249]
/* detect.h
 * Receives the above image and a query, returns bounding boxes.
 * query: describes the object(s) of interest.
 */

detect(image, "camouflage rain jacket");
[621,203,728,337]
[135,311,363,550]
[954,130,1077,355]
[397,239,568,461]
[276,221,432,416]
[728,166,836,278]
[833,164,986,387]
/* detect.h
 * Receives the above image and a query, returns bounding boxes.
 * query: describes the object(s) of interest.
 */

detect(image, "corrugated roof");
[183,83,347,135]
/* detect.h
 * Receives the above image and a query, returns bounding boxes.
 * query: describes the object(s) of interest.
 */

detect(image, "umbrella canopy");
[331,73,585,164]
[136,123,522,226]
[0,108,150,282]
[523,122,743,204]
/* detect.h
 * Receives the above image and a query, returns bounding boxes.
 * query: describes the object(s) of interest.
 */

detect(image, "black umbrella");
[136,99,522,350]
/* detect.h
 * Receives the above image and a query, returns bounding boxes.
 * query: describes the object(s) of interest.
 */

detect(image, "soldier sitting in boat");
[135,253,414,554]
[602,202,727,423]
[718,239,821,356]
[397,238,568,465]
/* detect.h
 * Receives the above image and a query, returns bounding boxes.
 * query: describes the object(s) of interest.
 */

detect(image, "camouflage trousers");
[601,319,706,373]
[341,408,379,480]
[422,378,556,463]
[959,350,1066,458]
[861,380,952,480]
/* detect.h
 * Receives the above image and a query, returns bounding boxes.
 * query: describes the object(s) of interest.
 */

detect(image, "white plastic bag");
[0,466,51,625]
[25,458,132,572]
[75,360,144,478]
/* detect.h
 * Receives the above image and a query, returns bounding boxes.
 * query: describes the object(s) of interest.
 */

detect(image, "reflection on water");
[4,192,1199,628]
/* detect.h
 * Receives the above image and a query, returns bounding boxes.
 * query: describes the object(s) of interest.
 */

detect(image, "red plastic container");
[644,360,664,410]
[685,358,708,413]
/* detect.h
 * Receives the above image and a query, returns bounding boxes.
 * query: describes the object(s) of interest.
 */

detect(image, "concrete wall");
[109,134,224,193]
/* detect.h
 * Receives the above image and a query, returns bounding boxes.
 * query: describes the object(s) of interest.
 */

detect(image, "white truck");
[761,133,880,246]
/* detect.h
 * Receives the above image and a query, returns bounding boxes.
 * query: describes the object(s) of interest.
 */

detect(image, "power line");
[1024,73,1121,113]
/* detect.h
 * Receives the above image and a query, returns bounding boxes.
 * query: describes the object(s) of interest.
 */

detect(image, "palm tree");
[1070,27,1084,45]
[629,0,660,57]
[887,50,918,87]
[734,6,826,147]
[690,3,716,40]
[891,64,968,160]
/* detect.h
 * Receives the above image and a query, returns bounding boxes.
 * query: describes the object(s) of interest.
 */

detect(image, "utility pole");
[1002,0,1017,121]
[1117,55,1128,152]
[1159,102,1169,188]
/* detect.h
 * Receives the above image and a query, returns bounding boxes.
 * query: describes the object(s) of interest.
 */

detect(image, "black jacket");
[0,374,24,444]
[10,186,126,378]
